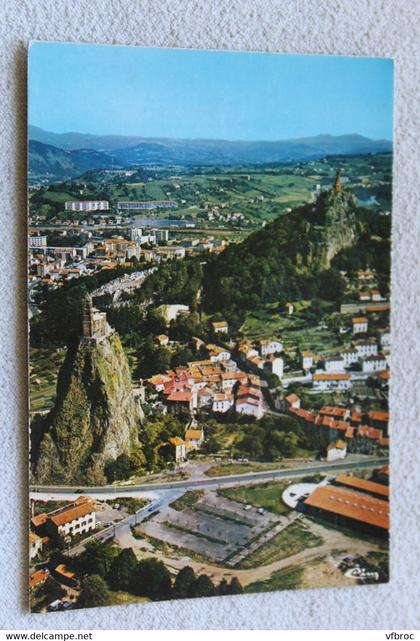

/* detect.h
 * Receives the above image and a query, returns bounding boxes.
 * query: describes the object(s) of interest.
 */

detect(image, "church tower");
[334,169,341,193]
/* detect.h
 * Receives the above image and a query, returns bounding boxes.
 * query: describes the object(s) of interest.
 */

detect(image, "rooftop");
[334,474,389,498]
[304,485,389,531]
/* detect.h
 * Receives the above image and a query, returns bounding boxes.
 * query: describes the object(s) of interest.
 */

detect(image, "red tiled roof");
[50,499,95,527]
[304,485,389,530]
[334,474,389,499]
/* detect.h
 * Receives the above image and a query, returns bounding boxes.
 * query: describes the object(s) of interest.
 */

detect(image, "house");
[357,270,375,281]
[302,351,315,370]
[169,436,186,462]
[285,393,301,410]
[155,334,169,347]
[326,440,347,461]
[370,289,383,301]
[352,317,368,334]
[236,397,263,419]
[341,348,359,367]
[44,496,96,539]
[184,428,204,448]
[362,353,387,373]
[378,327,391,351]
[358,291,371,301]
[29,532,43,560]
[167,390,194,415]
[312,372,351,391]
[258,338,283,357]
[368,410,389,431]
[319,406,350,420]
[29,569,49,590]
[212,320,229,334]
[221,371,246,390]
[354,338,378,358]
[206,344,231,362]
[263,356,284,379]
[212,393,234,413]
[324,356,345,373]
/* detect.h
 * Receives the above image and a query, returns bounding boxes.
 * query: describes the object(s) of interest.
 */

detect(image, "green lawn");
[218,481,292,516]
[245,565,304,593]
[30,346,65,413]
[205,462,283,478]
[238,520,323,569]
[109,591,149,606]
[169,490,204,511]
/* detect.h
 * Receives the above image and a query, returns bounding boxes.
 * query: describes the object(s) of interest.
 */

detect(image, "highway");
[30,456,388,500]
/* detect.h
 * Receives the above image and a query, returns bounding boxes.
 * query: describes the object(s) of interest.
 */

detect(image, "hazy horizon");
[29,43,394,142]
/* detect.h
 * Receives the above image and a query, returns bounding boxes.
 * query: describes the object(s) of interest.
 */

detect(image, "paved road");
[68,488,184,556]
[31,457,388,499]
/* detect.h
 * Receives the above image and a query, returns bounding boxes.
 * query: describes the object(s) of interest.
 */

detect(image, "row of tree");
[76,541,243,608]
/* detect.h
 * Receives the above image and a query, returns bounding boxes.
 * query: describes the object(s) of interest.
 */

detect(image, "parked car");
[244,504,252,511]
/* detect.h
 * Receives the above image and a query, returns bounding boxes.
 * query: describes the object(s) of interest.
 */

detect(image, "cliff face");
[298,187,359,270]
[34,332,143,485]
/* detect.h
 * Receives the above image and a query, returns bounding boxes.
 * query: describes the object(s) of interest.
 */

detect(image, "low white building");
[352,317,368,334]
[207,344,231,362]
[45,497,96,538]
[354,339,378,358]
[302,351,314,370]
[259,338,283,357]
[65,200,109,211]
[264,356,284,379]
[324,356,345,373]
[326,440,347,461]
[169,436,187,462]
[362,354,388,373]
[236,398,263,419]
[212,394,234,413]
[212,321,229,334]
[341,348,359,367]
[312,373,351,392]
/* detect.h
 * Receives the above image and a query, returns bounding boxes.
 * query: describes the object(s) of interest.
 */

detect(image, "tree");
[188,574,216,598]
[78,574,110,609]
[104,453,136,482]
[173,566,196,599]
[77,541,115,579]
[131,558,172,600]
[107,547,137,592]
[227,577,243,595]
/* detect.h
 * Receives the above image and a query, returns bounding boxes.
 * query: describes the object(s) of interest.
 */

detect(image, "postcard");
[28,42,392,612]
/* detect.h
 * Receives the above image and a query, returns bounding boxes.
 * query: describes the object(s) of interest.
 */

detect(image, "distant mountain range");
[28,125,392,183]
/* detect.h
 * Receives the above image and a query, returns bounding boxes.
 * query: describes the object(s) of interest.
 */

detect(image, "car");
[147,506,155,512]
[106,521,113,527]
[257,508,265,515]
[244,504,252,511]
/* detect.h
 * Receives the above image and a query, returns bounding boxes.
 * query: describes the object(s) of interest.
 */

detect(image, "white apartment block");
[65,200,109,211]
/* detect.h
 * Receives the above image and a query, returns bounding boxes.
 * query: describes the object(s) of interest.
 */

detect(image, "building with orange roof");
[374,464,390,485]
[285,393,301,409]
[334,474,389,500]
[29,569,50,590]
[304,484,389,537]
[212,320,229,334]
[319,406,350,420]
[169,436,187,462]
[352,316,368,334]
[326,440,347,461]
[184,428,204,448]
[46,497,96,539]
[313,372,351,391]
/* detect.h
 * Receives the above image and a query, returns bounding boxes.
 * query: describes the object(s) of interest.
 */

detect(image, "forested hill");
[201,185,361,324]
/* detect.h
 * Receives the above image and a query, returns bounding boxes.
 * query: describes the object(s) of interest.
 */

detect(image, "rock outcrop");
[34,331,143,485]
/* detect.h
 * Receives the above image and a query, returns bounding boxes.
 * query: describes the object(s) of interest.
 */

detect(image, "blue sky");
[29,42,394,141]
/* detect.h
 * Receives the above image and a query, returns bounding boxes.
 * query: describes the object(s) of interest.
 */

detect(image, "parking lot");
[135,489,284,563]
